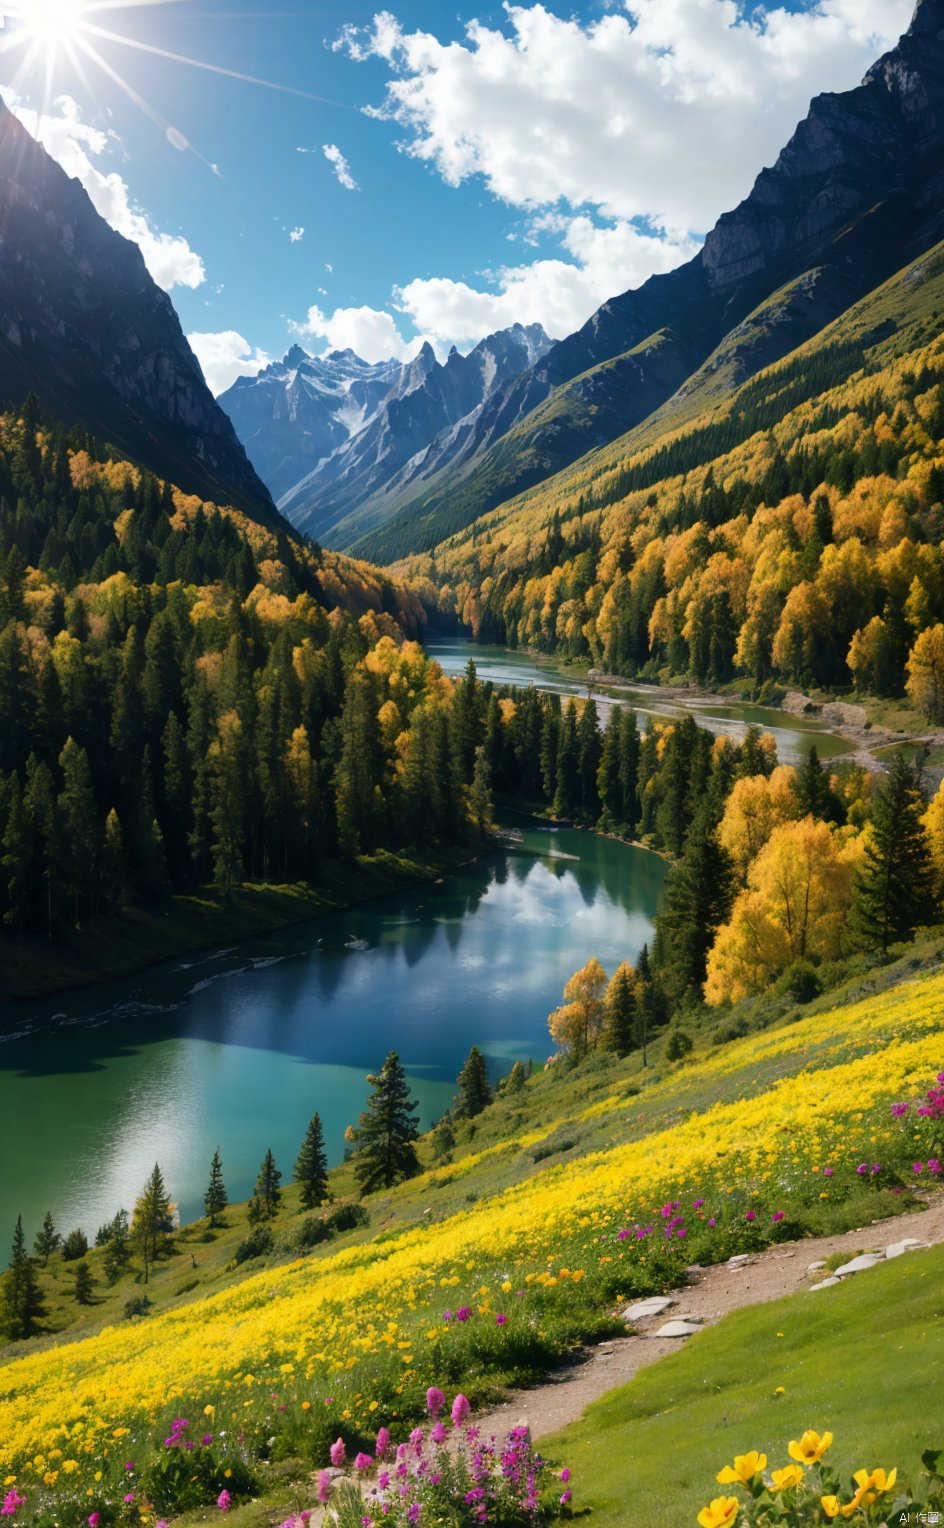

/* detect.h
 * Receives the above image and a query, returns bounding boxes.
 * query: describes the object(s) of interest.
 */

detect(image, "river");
[424,637,852,765]
[0,821,665,1240]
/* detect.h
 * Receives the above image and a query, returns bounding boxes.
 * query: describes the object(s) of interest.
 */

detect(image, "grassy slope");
[541,1244,944,1527]
[0,843,476,1003]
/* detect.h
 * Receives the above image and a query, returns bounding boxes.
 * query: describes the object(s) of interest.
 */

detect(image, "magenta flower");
[430,1422,447,1445]
[407,1506,421,1525]
[299,1514,311,1525]
[442,1310,452,1323]
[354,1452,374,1472]
[123,1494,135,1505]
[495,1313,507,1327]
[202,1435,213,1446]
[693,1199,705,1211]
[329,1438,346,1468]
[914,1162,924,1173]
[708,1217,717,1228]
[772,1211,785,1223]
[561,1468,571,1483]
[856,1163,869,1176]
[88,1516,100,1528]
[822,1166,834,1177]
[745,1210,756,1222]
[616,1228,630,1240]
[891,1102,909,1117]
[317,1472,333,1505]
[426,1387,446,1417]
[929,1159,942,1174]
[2,1493,26,1518]
[216,1492,231,1513]
[452,1394,471,1425]
[871,1164,881,1174]
[376,1426,391,1459]
[561,1490,573,1505]
[455,1306,472,1322]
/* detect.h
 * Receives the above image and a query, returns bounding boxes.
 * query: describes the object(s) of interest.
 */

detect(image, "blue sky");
[2,0,916,389]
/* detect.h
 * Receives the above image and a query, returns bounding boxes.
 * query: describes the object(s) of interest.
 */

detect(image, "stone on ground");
[654,1319,705,1338]
[885,1238,930,1259]
[833,1253,884,1278]
[622,1296,676,1321]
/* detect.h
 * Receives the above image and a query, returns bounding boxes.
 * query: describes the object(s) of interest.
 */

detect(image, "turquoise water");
[425,637,852,764]
[0,821,665,1240]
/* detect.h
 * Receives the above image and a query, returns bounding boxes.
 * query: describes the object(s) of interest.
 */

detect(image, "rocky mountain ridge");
[220,322,551,544]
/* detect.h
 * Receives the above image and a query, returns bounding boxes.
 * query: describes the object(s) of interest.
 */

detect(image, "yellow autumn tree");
[922,779,944,899]
[705,818,862,1004]
[906,623,944,723]
[717,765,800,882]
[548,957,608,1056]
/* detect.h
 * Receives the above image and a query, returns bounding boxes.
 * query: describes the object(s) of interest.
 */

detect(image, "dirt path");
[294,1198,943,1522]
[470,1195,944,1443]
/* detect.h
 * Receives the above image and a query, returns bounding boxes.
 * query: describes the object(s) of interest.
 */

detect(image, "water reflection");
[0,825,664,1236]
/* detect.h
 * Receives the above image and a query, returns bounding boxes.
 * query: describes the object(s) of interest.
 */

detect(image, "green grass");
[539,1244,944,1527]
[0,842,477,1002]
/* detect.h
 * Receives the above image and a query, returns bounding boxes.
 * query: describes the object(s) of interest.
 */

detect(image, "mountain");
[0,98,277,522]
[350,0,944,563]
[219,322,551,544]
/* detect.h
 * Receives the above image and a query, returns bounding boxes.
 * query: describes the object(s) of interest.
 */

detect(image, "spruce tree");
[249,1149,282,1221]
[131,1163,174,1283]
[204,1148,228,1227]
[455,1046,492,1118]
[33,1210,60,1265]
[602,962,636,1057]
[73,1261,94,1305]
[353,1051,421,1195]
[853,753,935,952]
[294,1116,330,1210]
[469,746,493,835]
[103,1212,131,1284]
[796,745,840,821]
[655,822,735,1003]
[1,1215,44,1340]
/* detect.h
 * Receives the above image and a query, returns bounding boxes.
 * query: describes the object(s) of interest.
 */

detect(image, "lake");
[425,636,853,765]
[0,821,665,1240]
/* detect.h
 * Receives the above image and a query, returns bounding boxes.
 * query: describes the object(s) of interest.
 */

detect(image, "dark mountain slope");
[0,99,278,522]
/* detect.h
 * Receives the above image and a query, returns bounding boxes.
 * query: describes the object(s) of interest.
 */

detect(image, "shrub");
[666,1028,694,1061]
[327,1203,369,1234]
[233,1226,274,1265]
[286,1216,333,1251]
[775,959,822,1004]
[61,1228,89,1261]
[123,1295,152,1319]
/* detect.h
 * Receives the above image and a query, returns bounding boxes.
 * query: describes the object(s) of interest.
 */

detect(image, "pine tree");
[33,1210,60,1265]
[455,1046,492,1118]
[602,962,636,1057]
[131,1163,174,1283]
[0,1215,44,1340]
[204,1148,229,1227]
[469,745,493,835]
[796,745,839,821]
[353,1051,421,1195]
[505,1060,527,1094]
[249,1148,282,1221]
[103,1211,131,1284]
[596,708,623,830]
[853,753,936,952]
[73,1261,94,1305]
[655,822,736,1003]
[294,1116,330,1210]
[56,738,99,924]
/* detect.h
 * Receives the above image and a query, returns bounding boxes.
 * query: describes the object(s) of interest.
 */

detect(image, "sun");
[11,0,89,47]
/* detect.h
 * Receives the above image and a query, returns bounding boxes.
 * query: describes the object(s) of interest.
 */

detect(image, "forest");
[405,327,944,711]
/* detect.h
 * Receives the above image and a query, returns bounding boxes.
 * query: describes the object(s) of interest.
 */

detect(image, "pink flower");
[745,1210,756,1222]
[822,1166,834,1177]
[891,1102,909,1117]
[430,1422,447,1445]
[693,1199,705,1211]
[354,1452,374,1472]
[377,1472,390,1490]
[708,1217,716,1228]
[329,1438,346,1468]
[452,1394,471,1426]
[123,1494,135,1505]
[856,1163,869,1176]
[616,1228,630,1240]
[217,1492,231,1513]
[914,1162,924,1173]
[317,1472,333,1505]
[299,1514,311,1525]
[929,1159,942,1174]
[495,1313,507,1327]
[456,1307,471,1322]
[561,1491,572,1505]
[88,1517,99,1528]
[561,1468,571,1482]
[425,1387,445,1417]
[871,1164,881,1174]
[376,1426,391,1459]
[2,1492,26,1518]
[772,1211,785,1223]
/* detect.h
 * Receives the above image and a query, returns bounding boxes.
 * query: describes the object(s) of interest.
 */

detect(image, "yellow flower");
[821,1493,861,1520]
[368,1401,379,1412]
[223,1469,232,1479]
[61,1461,79,1475]
[697,1496,740,1528]
[301,1401,311,1412]
[851,1467,897,1505]
[788,1430,833,1466]
[43,1472,59,1486]
[204,1406,215,1419]
[770,1466,804,1492]
[717,1452,766,1486]
[774,1387,785,1395]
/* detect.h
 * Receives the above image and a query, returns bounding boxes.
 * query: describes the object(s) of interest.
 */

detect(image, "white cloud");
[4,91,206,291]
[290,303,426,363]
[337,0,913,236]
[322,142,359,191]
[188,331,272,394]
[289,226,305,242]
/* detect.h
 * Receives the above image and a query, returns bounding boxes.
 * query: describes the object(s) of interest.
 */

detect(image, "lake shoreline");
[0,841,484,1008]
